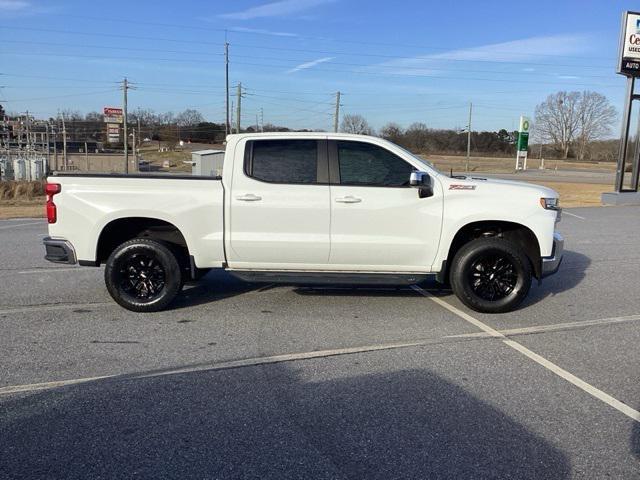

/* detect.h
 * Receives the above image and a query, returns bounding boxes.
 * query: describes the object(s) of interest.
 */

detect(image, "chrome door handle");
[236,194,262,201]
[335,196,362,204]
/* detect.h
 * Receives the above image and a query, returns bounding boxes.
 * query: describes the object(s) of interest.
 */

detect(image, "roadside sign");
[515,115,530,171]
[103,107,123,124]
[106,123,120,143]
[617,11,640,76]
[516,116,530,152]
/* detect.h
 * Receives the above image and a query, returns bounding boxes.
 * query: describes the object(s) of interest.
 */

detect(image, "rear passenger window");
[248,140,318,184]
[337,141,414,187]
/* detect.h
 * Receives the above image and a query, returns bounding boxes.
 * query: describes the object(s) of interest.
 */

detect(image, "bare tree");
[534,91,581,159]
[380,122,404,144]
[405,122,430,151]
[575,91,617,161]
[176,109,205,127]
[60,109,83,121]
[340,114,373,135]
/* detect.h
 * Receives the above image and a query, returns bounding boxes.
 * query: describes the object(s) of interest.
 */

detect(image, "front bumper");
[43,236,77,265]
[541,232,564,278]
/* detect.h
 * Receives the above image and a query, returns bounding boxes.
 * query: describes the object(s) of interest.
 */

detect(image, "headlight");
[540,197,560,210]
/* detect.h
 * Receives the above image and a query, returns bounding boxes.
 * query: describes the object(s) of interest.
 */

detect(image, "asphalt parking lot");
[1,207,639,479]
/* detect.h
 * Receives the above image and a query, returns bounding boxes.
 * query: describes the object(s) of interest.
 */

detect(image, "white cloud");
[286,56,334,74]
[230,26,298,37]
[0,0,30,10]
[372,34,592,75]
[220,0,335,20]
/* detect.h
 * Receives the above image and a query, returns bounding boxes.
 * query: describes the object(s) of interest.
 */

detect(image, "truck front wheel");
[105,238,183,312]
[450,237,531,314]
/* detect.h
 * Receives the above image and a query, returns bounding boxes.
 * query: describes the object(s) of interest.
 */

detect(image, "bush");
[0,181,45,200]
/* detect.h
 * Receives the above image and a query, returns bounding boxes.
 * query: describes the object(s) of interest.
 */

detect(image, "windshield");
[394,144,441,174]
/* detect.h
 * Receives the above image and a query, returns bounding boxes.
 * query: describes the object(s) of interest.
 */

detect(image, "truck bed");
[47,172,226,268]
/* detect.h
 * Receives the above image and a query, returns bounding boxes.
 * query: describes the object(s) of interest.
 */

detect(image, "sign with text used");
[106,123,120,143]
[617,11,640,76]
[103,106,123,124]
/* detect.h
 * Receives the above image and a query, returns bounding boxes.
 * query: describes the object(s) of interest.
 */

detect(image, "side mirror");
[409,171,434,198]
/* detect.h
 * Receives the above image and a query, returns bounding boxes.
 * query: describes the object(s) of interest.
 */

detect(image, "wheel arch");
[440,220,542,282]
[95,217,190,267]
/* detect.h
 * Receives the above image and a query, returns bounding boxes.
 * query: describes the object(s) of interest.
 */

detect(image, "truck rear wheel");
[450,237,531,314]
[105,238,182,312]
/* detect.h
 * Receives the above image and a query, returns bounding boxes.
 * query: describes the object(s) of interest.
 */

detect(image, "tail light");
[45,182,61,224]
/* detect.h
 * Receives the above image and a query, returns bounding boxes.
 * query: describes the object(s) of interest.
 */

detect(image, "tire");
[450,237,531,314]
[104,238,182,312]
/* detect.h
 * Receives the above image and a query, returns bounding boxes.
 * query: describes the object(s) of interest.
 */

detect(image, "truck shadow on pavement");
[632,416,640,462]
[168,250,589,311]
[0,364,570,479]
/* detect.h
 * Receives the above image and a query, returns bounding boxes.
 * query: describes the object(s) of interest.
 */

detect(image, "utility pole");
[333,91,341,132]
[224,41,230,137]
[61,112,67,170]
[121,77,135,173]
[230,100,234,131]
[122,77,129,173]
[256,114,259,133]
[132,128,137,172]
[466,101,472,172]
[236,82,242,134]
[137,117,141,150]
[260,107,264,132]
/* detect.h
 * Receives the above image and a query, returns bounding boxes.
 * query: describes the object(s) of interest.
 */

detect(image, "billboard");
[103,106,123,124]
[617,11,640,76]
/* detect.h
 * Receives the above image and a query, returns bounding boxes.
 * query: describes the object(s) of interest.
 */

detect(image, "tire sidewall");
[105,239,182,312]
[451,238,531,314]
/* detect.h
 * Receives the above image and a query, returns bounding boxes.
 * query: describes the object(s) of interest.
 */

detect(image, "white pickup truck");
[43,132,563,313]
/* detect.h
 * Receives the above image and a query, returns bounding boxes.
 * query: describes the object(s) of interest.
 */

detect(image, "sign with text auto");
[103,107,123,124]
[618,11,640,76]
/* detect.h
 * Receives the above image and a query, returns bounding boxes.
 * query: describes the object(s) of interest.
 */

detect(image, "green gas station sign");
[517,116,530,152]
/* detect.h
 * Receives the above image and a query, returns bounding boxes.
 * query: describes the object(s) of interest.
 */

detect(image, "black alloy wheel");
[105,238,183,312]
[450,237,532,313]
[119,253,166,301]
[469,254,518,301]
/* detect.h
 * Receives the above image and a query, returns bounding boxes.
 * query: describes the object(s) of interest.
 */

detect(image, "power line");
[8,16,615,62]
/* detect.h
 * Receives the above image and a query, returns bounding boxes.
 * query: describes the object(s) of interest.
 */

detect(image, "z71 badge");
[449,184,476,190]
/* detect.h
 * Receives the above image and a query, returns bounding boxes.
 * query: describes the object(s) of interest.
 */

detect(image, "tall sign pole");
[334,91,341,132]
[122,77,129,174]
[603,11,640,205]
[225,42,230,138]
[515,116,530,171]
[465,102,472,172]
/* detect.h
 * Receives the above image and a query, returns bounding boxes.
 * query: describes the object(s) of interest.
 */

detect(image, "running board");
[227,270,431,286]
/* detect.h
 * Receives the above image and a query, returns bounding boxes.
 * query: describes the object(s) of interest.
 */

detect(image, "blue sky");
[0,0,632,133]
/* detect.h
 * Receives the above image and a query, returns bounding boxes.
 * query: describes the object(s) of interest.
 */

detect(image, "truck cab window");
[337,141,414,187]
[248,140,318,184]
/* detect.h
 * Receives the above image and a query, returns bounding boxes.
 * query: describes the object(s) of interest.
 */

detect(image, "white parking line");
[0,302,113,316]
[0,338,458,396]
[447,314,640,339]
[17,267,86,275]
[563,211,586,220]
[411,285,640,423]
[0,221,43,230]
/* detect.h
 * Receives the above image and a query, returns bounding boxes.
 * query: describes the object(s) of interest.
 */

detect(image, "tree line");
[1,89,619,161]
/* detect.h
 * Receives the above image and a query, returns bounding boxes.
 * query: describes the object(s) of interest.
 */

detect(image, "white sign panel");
[618,11,640,76]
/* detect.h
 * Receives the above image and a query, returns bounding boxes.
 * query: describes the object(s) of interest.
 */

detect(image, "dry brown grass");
[0,180,45,201]
[0,200,44,219]
[427,154,617,174]
[0,181,46,219]
[522,181,609,208]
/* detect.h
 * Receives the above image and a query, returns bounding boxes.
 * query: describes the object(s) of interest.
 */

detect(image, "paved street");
[1,208,639,479]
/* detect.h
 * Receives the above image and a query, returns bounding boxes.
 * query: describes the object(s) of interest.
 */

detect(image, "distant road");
[468,169,615,185]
